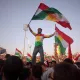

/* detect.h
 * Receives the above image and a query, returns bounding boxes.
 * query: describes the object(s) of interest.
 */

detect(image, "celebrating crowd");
[0,53,80,80]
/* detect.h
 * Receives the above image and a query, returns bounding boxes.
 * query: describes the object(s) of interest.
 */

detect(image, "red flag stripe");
[16,48,22,54]
[27,53,32,57]
[57,21,72,30]
[55,26,73,44]
[38,3,49,10]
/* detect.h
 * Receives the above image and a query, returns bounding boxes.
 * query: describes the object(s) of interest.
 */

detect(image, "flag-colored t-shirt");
[32,31,51,47]
[35,34,44,46]
[35,34,50,46]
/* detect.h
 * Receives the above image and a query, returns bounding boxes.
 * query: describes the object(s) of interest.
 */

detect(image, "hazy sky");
[0,0,80,55]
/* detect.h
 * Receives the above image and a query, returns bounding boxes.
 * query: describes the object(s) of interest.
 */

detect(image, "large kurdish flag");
[32,3,72,30]
[55,27,73,54]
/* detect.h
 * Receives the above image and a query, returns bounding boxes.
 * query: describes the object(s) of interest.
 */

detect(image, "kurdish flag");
[26,57,31,62]
[32,3,72,30]
[15,48,22,58]
[57,45,61,55]
[55,26,73,55]
[26,53,32,62]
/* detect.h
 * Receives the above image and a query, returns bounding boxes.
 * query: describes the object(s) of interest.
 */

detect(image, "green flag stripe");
[55,36,66,54]
[15,53,21,58]
[44,8,62,15]
[32,10,47,20]
[32,8,62,20]
[15,53,20,55]
[26,58,31,62]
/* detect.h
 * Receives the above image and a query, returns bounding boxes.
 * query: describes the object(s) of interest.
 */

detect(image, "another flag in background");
[15,48,22,58]
[44,52,49,61]
[26,57,31,62]
[26,53,32,62]
[55,26,73,55]
[32,3,72,30]
[74,53,80,61]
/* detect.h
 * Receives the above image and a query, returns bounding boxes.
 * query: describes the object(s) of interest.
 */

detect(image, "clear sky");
[0,0,80,55]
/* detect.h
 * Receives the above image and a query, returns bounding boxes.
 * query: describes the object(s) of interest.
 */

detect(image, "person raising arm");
[27,24,36,36]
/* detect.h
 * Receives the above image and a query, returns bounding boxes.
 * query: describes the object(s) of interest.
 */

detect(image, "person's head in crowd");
[0,55,5,60]
[63,58,74,64]
[48,62,52,68]
[19,67,31,80]
[32,63,43,80]
[53,62,80,80]
[5,54,11,60]
[38,62,47,72]
[2,56,23,80]
[22,56,27,66]
[26,62,32,69]
[52,60,56,68]
[26,62,32,74]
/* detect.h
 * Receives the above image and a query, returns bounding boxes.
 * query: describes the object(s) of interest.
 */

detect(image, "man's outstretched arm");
[27,24,36,36]
[44,32,55,38]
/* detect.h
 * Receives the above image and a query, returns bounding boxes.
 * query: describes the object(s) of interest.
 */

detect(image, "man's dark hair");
[38,28,42,30]
[63,58,74,64]
[53,62,80,80]
[52,60,56,64]
[19,67,31,80]
[32,64,42,79]
[37,62,46,67]
[5,54,11,59]
[27,62,32,67]
[3,56,23,80]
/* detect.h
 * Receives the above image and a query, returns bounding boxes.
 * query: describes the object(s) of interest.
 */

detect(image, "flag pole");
[23,24,28,56]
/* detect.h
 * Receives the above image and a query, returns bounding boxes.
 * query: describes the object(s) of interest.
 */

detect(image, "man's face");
[38,28,42,34]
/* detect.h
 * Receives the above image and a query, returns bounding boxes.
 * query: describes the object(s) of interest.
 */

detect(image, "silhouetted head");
[63,58,74,64]
[52,60,56,68]
[5,54,11,59]
[3,56,23,80]
[53,62,80,80]
[32,63,42,79]
[19,67,31,80]
[37,28,42,34]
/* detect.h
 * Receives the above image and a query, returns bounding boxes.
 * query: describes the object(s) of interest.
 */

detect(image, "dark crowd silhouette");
[0,54,80,80]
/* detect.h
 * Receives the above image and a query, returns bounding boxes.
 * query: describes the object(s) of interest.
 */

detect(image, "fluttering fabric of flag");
[31,3,72,30]
[15,48,22,58]
[55,26,73,55]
